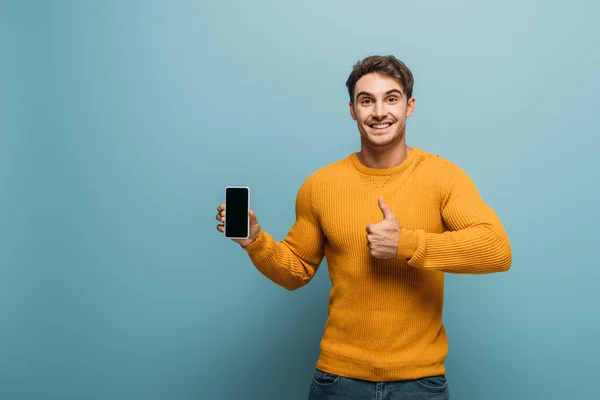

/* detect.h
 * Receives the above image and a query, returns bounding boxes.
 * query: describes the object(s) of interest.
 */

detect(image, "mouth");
[368,122,394,133]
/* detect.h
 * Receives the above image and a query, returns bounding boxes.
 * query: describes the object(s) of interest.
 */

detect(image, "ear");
[405,97,416,118]
[349,101,357,121]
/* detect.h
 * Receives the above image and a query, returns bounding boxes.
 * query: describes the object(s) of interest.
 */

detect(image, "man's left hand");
[366,197,401,259]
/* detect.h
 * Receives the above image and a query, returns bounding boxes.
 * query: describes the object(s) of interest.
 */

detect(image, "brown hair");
[345,55,414,103]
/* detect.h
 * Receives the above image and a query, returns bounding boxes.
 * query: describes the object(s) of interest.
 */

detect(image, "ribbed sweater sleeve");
[242,174,326,290]
[397,163,512,273]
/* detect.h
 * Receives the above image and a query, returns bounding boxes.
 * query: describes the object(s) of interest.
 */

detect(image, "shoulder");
[415,149,482,203]
[301,155,353,185]
[414,148,469,181]
[292,157,350,213]
[293,155,353,204]
[314,155,352,175]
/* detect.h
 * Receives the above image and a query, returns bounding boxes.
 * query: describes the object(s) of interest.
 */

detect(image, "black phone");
[224,186,250,239]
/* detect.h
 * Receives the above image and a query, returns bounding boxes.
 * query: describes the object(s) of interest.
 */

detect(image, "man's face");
[349,72,415,148]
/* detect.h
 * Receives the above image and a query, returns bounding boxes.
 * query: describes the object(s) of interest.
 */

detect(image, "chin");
[366,132,404,147]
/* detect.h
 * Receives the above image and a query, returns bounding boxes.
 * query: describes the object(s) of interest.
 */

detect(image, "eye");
[387,97,398,103]
[360,98,372,105]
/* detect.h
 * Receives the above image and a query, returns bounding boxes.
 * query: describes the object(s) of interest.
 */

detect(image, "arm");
[397,164,512,274]
[242,174,326,290]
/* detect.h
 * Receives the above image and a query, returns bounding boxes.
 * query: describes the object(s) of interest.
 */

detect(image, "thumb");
[378,196,395,220]
[249,210,259,225]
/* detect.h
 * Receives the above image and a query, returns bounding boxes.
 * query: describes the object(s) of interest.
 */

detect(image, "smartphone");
[224,186,250,239]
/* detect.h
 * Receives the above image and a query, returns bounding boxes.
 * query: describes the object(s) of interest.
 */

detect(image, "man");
[215,55,512,400]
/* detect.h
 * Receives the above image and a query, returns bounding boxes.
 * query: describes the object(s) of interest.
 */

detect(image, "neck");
[358,141,411,169]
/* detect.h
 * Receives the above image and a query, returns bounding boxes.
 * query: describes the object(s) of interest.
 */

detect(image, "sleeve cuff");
[241,229,269,259]
[397,228,418,260]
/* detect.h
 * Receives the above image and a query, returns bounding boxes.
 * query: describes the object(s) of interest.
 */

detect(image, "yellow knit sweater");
[243,147,512,382]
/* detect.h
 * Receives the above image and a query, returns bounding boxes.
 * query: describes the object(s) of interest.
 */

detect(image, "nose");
[373,101,386,119]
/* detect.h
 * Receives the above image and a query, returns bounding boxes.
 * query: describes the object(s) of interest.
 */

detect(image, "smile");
[368,122,394,132]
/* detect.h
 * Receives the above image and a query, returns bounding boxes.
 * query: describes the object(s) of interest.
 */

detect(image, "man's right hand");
[215,204,261,247]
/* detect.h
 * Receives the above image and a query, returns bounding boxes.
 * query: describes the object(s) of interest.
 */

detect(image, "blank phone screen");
[225,187,249,238]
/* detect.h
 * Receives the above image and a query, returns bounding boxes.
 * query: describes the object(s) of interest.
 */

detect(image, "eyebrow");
[356,89,403,99]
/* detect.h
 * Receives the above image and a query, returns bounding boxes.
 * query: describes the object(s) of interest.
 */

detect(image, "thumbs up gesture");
[366,197,402,259]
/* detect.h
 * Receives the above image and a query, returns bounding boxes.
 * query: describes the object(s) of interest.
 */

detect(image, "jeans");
[308,369,449,400]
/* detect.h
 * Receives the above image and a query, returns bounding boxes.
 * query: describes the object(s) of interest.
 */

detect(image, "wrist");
[239,229,262,250]
[239,238,256,248]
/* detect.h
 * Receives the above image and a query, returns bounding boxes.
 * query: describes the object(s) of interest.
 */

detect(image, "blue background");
[2,0,599,399]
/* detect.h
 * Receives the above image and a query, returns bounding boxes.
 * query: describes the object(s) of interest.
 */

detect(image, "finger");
[366,224,374,233]
[378,196,395,220]
[217,204,225,212]
[216,224,224,232]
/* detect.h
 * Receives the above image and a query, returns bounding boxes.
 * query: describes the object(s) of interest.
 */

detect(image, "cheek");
[393,105,407,117]
[392,112,407,123]
[356,109,370,122]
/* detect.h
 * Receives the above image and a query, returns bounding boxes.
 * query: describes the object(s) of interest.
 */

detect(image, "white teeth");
[372,124,390,129]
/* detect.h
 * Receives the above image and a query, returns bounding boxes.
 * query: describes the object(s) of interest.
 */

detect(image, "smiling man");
[215,55,512,399]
